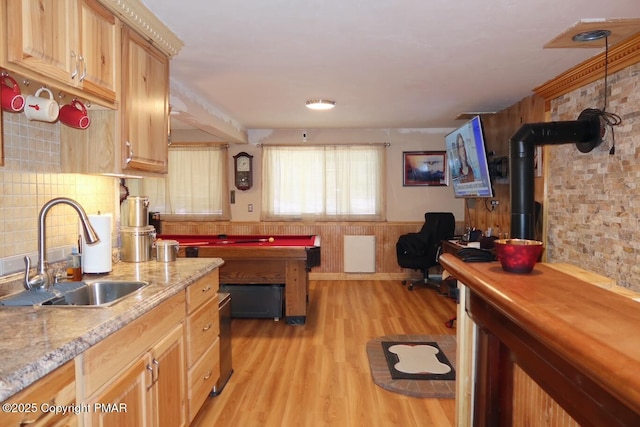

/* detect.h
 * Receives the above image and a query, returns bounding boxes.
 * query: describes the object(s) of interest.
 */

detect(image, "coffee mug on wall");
[1,74,25,112]
[59,99,91,129]
[24,87,59,122]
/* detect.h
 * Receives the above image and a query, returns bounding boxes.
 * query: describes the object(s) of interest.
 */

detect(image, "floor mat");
[381,341,455,381]
[366,334,456,398]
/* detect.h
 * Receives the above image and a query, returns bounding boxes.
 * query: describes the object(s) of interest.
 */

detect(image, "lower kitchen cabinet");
[1,360,76,427]
[85,324,185,427]
[185,269,221,422]
[76,292,186,426]
[187,337,220,421]
[85,356,150,426]
[1,268,222,426]
[151,325,187,427]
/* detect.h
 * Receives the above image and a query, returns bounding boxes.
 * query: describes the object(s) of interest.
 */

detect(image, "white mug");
[24,88,59,123]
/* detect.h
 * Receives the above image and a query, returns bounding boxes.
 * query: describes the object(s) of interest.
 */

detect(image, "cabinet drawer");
[188,338,220,422]
[186,269,219,312]
[1,360,76,426]
[187,297,220,366]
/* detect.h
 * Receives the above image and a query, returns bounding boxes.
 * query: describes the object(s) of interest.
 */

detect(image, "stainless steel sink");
[43,281,148,307]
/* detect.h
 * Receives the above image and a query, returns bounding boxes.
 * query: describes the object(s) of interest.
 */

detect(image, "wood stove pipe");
[509,112,603,240]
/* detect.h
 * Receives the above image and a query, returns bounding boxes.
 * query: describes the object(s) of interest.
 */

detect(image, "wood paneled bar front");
[439,253,640,427]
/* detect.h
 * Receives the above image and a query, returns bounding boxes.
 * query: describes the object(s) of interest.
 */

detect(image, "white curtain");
[261,145,386,221]
[142,145,229,219]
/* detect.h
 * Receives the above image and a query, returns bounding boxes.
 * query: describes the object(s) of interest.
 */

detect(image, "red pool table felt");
[157,234,319,247]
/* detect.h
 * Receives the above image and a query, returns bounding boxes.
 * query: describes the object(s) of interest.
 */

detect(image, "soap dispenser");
[67,248,82,281]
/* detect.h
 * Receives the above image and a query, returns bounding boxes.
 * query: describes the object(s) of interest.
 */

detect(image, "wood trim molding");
[534,32,640,101]
[100,0,184,57]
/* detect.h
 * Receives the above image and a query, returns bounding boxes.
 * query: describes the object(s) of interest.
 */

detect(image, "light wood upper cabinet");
[121,26,169,174]
[5,0,77,85]
[78,0,118,101]
[3,0,118,105]
[60,23,170,176]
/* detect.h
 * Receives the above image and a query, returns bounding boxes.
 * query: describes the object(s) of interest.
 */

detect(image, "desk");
[158,234,321,325]
[442,239,463,255]
[441,239,483,255]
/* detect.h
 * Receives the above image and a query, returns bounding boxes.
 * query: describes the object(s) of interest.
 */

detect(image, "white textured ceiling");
[142,0,640,133]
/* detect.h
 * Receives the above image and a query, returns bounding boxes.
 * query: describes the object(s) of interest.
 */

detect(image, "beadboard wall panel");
[512,364,579,427]
[160,221,457,280]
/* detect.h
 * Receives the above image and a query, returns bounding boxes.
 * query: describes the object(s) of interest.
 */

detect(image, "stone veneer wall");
[547,62,640,291]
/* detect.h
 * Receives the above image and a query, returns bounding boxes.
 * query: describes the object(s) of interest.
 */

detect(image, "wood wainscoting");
[512,365,580,426]
[160,221,463,280]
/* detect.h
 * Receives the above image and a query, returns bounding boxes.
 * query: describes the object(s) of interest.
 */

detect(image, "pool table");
[158,234,321,325]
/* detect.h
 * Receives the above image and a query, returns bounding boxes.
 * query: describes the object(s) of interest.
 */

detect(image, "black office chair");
[396,212,456,290]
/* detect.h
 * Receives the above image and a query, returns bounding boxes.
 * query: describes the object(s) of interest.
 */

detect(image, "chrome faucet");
[23,197,101,291]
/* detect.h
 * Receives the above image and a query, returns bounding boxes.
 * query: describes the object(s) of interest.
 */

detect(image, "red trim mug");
[59,99,91,129]
[1,75,25,112]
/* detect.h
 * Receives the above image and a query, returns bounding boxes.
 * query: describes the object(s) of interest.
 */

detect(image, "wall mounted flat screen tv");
[445,116,494,198]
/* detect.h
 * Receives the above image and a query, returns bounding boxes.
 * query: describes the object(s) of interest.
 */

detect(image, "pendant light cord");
[603,36,609,112]
[581,36,622,155]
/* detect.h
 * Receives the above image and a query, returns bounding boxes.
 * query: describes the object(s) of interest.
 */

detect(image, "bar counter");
[439,253,640,426]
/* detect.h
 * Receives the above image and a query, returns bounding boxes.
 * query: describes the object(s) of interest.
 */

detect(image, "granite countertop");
[0,257,224,402]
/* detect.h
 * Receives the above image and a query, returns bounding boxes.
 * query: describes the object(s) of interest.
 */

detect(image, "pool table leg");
[286,316,306,325]
[284,260,308,325]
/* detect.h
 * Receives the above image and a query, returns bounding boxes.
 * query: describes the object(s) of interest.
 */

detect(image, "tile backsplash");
[1,113,118,274]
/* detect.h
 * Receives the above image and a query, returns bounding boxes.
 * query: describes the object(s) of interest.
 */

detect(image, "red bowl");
[494,239,544,273]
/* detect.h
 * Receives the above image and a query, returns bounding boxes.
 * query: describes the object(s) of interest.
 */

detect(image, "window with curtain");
[261,145,386,221]
[142,145,230,220]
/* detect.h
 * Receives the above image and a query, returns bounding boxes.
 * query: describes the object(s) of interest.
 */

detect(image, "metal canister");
[120,225,156,262]
[127,196,149,227]
[156,240,179,262]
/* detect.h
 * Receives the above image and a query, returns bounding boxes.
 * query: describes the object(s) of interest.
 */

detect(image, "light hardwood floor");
[192,280,458,426]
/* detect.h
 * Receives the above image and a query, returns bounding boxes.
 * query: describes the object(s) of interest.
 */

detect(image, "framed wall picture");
[403,151,448,186]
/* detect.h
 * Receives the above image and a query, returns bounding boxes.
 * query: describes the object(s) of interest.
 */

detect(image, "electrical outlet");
[248,204,253,212]
[490,200,499,206]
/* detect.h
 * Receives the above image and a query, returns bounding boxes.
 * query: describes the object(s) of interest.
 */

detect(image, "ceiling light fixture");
[306,99,336,110]
[572,29,611,42]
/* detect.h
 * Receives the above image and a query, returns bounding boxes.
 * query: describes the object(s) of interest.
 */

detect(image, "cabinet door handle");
[153,359,160,384]
[146,363,155,389]
[78,54,87,82]
[202,285,211,293]
[203,370,212,381]
[125,141,133,164]
[70,50,78,79]
[202,322,212,332]
[19,398,55,425]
